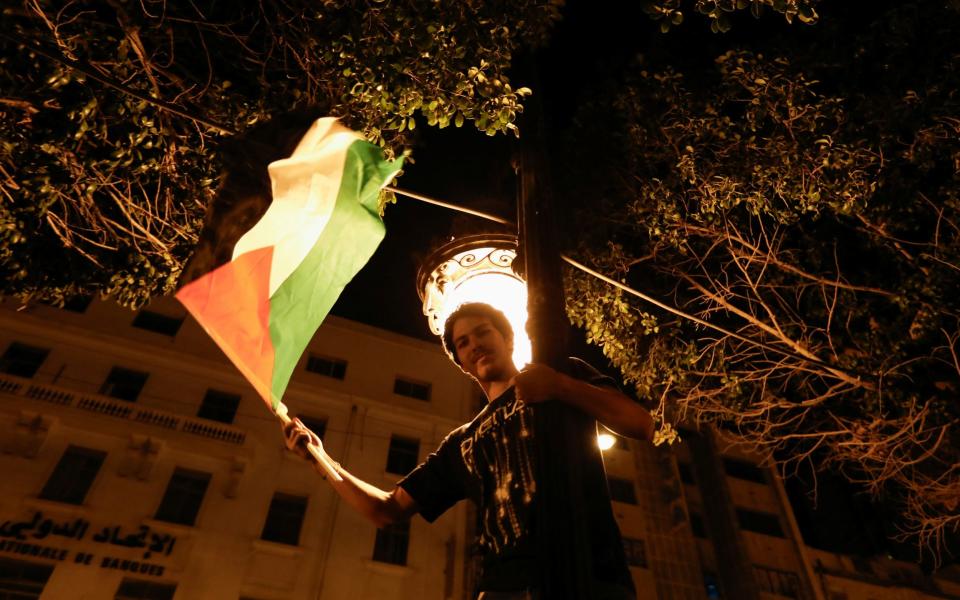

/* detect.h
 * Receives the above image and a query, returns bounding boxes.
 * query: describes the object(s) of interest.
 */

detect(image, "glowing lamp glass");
[597,433,616,451]
[441,272,531,369]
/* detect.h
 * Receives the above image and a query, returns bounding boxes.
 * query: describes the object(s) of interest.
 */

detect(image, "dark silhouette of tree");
[1,0,560,306]
[560,1,959,561]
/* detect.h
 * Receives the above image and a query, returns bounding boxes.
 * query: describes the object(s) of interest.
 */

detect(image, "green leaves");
[1,0,560,307]
[559,3,960,558]
[644,0,821,32]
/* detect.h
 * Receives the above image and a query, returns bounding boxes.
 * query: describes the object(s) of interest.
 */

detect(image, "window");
[154,468,211,526]
[891,567,920,585]
[678,462,696,485]
[851,556,873,574]
[261,493,307,545]
[372,520,410,565]
[385,436,419,475]
[131,310,184,336]
[607,476,637,504]
[0,343,49,378]
[39,445,106,505]
[0,556,54,599]
[99,367,149,402]
[114,578,177,600]
[393,377,431,401]
[197,389,240,424]
[754,565,801,599]
[622,537,647,567]
[736,509,785,537]
[296,415,327,441]
[61,295,93,313]
[306,355,347,380]
[690,512,708,538]
[723,458,767,484]
[42,295,92,313]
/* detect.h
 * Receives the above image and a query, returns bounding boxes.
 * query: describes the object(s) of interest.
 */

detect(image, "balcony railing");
[0,373,246,445]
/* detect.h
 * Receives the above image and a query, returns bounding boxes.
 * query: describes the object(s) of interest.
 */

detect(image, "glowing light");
[441,272,531,368]
[597,433,616,451]
[419,238,531,369]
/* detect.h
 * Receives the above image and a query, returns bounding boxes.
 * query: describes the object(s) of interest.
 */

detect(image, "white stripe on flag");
[231,118,361,296]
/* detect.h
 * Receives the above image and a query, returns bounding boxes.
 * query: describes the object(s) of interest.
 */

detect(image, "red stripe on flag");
[176,246,277,408]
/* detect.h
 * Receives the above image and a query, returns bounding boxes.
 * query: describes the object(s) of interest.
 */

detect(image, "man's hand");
[282,417,418,527]
[283,417,324,463]
[515,363,656,441]
[513,363,567,405]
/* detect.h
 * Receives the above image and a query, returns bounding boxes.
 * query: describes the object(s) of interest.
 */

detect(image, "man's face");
[451,315,516,383]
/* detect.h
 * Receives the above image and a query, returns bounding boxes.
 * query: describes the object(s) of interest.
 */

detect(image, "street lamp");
[419,234,618,454]
[416,95,593,594]
[417,233,532,368]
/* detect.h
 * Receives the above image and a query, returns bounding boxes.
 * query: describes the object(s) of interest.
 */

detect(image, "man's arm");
[283,419,419,528]
[513,363,655,441]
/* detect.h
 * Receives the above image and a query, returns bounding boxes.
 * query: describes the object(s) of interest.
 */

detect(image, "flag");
[177,117,402,411]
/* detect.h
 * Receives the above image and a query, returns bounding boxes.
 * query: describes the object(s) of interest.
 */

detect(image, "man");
[284,302,654,599]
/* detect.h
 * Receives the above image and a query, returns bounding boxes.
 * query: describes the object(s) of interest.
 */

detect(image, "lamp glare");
[597,433,616,451]
[441,272,531,368]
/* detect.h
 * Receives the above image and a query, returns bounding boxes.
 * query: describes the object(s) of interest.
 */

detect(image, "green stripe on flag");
[266,140,402,407]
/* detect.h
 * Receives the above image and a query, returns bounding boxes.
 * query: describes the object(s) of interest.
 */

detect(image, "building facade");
[2,296,958,600]
[0,296,477,599]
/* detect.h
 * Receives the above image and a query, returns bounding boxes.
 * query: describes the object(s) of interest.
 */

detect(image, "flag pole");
[275,402,344,482]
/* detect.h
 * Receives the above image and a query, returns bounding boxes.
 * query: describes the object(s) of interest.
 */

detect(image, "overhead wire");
[383,186,512,226]
[387,186,871,383]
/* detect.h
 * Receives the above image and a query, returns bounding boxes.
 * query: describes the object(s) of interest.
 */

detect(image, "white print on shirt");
[459,395,537,554]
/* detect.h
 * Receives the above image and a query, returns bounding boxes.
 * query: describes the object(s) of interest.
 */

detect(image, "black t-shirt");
[398,358,636,594]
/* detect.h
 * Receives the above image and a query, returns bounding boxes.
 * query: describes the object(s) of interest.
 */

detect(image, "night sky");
[329,0,953,566]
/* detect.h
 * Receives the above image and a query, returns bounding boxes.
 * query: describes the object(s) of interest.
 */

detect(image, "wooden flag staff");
[275,402,344,482]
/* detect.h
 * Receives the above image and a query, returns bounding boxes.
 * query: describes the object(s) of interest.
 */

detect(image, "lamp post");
[416,51,593,597]
[517,117,595,599]
[418,230,594,598]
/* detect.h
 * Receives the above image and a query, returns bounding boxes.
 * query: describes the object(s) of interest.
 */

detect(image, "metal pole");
[516,56,595,598]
